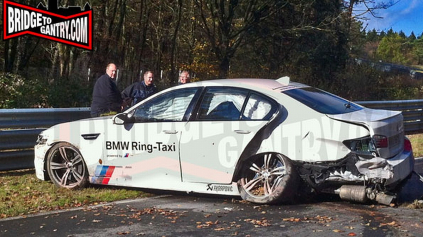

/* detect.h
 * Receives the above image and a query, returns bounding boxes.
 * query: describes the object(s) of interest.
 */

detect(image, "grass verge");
[0,169,149,219]
[1,134,422,219]
[408,133,423,158]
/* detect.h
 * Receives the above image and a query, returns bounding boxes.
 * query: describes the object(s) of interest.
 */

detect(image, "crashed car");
[34,77,414,205]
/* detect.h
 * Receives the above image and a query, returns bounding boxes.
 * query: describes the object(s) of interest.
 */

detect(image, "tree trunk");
[218,56,230,78]
[170,0,183,85]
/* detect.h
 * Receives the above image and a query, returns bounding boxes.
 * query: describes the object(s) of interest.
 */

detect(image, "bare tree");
[193,0,287,78]
[343,0,399,31]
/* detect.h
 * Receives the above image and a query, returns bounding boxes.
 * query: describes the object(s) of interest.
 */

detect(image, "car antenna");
[276,76,290,85]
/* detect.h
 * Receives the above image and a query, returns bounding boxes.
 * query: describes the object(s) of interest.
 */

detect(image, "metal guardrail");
[357,100,423,133]
[1,100,422,171]
[0,108,90,171]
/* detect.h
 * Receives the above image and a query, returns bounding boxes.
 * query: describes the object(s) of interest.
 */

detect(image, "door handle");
[163,130,178,134]
[234,130,251,134]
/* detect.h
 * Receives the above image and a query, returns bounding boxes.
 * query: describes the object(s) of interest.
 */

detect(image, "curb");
[415,157,423,174]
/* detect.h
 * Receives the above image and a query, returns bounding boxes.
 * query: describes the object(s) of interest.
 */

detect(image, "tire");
[46,142,89,189]
[237,153,299,204]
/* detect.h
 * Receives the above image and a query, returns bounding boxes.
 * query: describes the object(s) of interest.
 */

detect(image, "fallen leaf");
[117,231,130,235]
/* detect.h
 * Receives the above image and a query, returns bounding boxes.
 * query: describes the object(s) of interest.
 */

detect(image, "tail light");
[343,136,376,157]
[404,138,412,152]
[373,135,388,148]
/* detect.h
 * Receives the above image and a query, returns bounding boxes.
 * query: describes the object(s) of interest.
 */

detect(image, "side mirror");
[113,113,130,125]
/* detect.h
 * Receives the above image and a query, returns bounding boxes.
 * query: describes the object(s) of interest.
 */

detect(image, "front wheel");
[46,142,89,189]
[237,153,299,204]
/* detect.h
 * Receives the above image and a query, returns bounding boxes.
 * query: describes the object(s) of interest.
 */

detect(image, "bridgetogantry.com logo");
[3,0,93,50]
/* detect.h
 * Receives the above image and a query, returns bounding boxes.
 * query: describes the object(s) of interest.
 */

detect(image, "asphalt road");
[1,159,423,237]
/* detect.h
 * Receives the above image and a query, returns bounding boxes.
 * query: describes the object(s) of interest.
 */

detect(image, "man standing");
[178,70,190,84]
[90,63,123,117]
[122,70,158,107]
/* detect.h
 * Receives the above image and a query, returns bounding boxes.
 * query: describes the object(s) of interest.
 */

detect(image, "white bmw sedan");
[34,77,414,205]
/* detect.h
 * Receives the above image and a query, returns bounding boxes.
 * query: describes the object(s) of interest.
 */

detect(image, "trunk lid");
[327,108,404,158]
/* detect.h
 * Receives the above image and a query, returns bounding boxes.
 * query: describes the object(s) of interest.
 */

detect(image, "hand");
[122,98,132,107]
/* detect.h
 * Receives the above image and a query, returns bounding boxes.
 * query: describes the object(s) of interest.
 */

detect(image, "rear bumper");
[355,149,414,188]
[386,150,414,187]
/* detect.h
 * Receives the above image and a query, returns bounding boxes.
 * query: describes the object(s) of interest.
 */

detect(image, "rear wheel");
[46,142,88,189]
[237,153,298,204]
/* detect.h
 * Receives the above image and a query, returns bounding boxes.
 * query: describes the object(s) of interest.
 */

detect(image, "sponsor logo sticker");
[206,184,233,192]
[3,0,93,50]
[106,141,176,153]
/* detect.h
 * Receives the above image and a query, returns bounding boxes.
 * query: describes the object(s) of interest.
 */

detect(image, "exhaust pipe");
[338,185,368,203]
[375,192,396,206]
[336,185,396,205]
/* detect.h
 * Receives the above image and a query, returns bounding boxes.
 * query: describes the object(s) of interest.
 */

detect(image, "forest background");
[1,0,423,109]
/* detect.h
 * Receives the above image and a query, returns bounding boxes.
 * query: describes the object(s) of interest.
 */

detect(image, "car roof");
[179,78,308,93]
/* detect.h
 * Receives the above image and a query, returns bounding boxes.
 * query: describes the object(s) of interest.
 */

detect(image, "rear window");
[283,87,363,114]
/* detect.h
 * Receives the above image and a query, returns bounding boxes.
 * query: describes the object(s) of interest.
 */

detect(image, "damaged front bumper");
[34,143,51,181]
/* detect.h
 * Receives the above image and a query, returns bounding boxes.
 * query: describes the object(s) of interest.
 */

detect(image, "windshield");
[283,87,363,115]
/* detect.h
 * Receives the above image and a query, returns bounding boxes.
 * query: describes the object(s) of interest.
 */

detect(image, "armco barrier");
[0,108,90,171]
[357,100,423,133]
[1,99,422,171]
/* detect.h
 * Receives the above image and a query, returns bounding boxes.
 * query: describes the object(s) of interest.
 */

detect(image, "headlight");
[36,134,48,145]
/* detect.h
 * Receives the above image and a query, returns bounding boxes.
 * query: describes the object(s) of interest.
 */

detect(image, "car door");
[179,87,277,183]
[102,87,200,188]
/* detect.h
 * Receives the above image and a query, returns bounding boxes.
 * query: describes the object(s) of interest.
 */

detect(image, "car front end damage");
[296,109,414,205]
[34,130,52,181]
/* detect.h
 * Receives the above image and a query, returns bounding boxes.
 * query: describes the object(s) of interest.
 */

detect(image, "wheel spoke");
[269,176,283,194]
[50,161,67,170]
[263,153,272,170]
[60,169,71,186]
[265,178,276,196]
[243,177,262,192]
[59,147,71,163]
[71,154,83,165]
[72,168,84,181]
[270,166,286,176]
[249,162,261,173]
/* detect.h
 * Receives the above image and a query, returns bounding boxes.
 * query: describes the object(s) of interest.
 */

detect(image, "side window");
[243,93,274,120]
[133,88,198,122]
[197,88,248,121]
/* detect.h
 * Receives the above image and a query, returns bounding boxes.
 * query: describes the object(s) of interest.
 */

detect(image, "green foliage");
[377,34,409,64]
[0,73,48,108]
[366,29,379,42]
[330,64,423,101]
[0,73,25,108]
[47,79,93,108]
[0,72,92,108]
[414,38,423,64]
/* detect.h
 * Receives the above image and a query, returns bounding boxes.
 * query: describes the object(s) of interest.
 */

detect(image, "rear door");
[180,87,277,183]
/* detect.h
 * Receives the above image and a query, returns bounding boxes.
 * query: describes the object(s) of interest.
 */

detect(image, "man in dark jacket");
[90,63,123,117]
[122,70,158,107]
